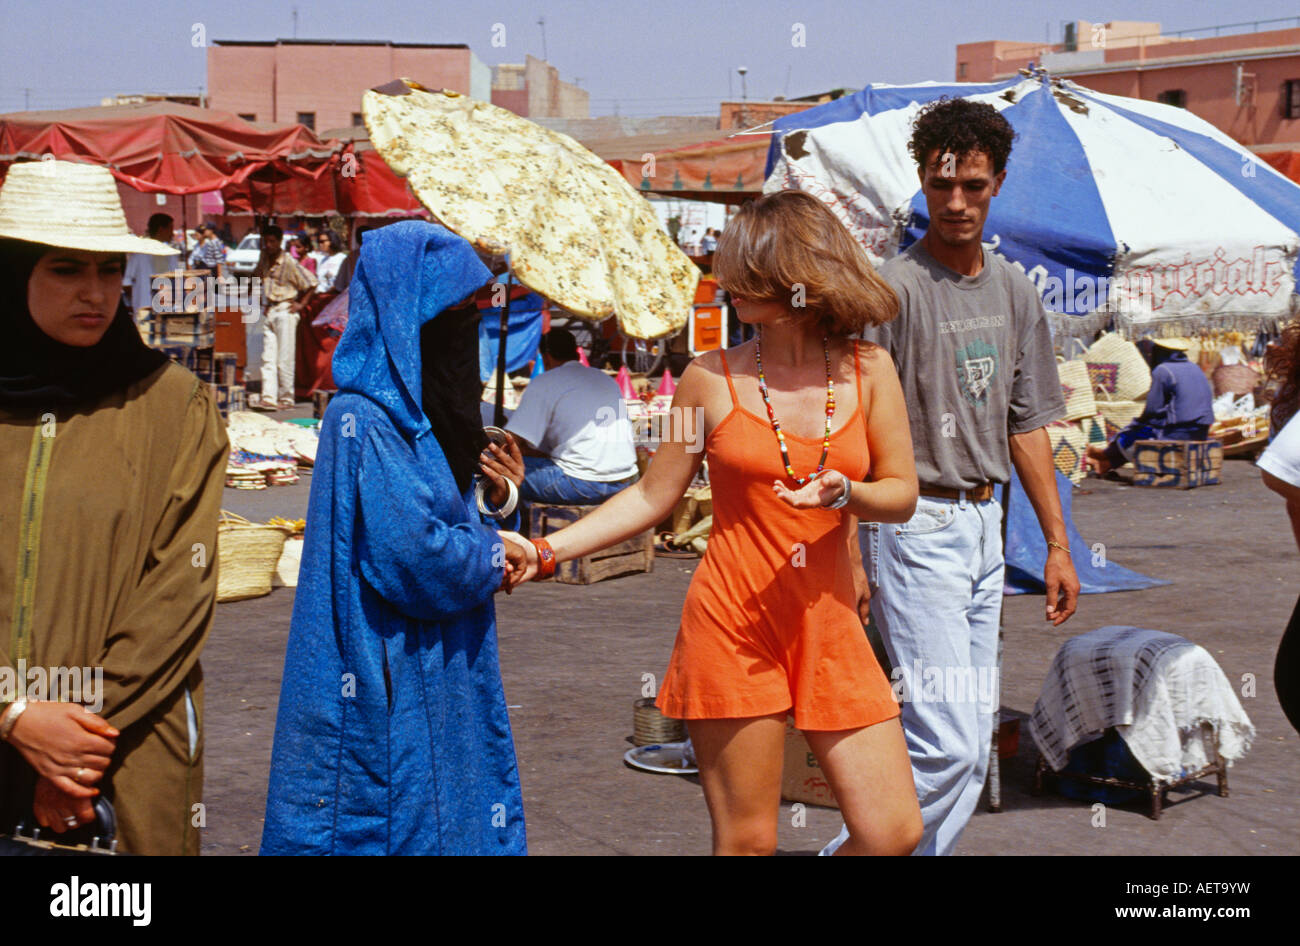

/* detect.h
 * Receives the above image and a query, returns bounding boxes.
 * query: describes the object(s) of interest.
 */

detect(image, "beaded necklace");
[754,330,834,485]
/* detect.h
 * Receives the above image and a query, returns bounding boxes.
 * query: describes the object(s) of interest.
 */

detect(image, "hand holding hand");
[32,776,96,833]
[4,702,117,798]
[497,530,538,590]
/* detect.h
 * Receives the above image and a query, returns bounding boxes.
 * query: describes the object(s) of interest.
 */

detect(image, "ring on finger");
[74,767,86,784]
[62,815,77,826]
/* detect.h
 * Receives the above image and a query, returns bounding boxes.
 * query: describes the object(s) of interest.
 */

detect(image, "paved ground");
[203,446,1299,855]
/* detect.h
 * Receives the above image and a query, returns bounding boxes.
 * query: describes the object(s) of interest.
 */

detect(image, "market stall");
[0,101,344,217]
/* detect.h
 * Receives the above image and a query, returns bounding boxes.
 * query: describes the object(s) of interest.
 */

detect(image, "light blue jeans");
[519,456,637,505]
[822,494,1004,856]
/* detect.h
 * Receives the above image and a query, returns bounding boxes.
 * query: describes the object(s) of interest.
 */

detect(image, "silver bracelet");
[0,699,28,742]
[821,470,852,510]
[475,476,519,520]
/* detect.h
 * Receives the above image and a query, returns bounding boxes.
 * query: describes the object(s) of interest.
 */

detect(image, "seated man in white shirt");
[506,329,640,504]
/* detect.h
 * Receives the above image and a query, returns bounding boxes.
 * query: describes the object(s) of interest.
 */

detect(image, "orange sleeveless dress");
[656,342,900,731]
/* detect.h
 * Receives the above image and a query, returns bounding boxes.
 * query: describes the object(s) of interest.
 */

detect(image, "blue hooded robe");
[260,222,526,855]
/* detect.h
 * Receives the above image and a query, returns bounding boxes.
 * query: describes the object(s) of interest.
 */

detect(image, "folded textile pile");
[225,411,319,487]
[1030,625,1254,784]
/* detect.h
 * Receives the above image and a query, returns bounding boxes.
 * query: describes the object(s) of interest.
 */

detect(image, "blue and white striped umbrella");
[764,71,1300,337]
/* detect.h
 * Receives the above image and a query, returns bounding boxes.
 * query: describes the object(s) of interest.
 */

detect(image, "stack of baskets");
[1051,333,1152,482]
[216,511,294,603]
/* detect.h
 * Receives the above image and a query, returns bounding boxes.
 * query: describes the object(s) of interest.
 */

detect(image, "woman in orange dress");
[504,191,922,855]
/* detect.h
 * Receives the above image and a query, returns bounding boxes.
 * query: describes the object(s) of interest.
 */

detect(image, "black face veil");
[419,300,488,494]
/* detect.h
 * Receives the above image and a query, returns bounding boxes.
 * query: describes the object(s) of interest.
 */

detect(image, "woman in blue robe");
[261,221,528,855]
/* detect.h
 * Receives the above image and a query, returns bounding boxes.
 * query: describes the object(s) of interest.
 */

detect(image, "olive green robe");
[0,362,227,854]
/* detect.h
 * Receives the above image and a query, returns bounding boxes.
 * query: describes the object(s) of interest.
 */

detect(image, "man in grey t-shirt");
[824,98,1079,856]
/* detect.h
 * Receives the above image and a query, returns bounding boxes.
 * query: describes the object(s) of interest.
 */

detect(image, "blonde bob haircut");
[712,190,898,337]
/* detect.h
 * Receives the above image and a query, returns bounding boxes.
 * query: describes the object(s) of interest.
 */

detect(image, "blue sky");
[1,0,1297,115]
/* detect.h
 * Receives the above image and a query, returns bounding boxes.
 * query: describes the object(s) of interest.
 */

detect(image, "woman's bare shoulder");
[686,344,741,377]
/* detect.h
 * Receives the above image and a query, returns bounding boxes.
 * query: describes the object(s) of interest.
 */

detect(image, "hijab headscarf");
[0,238,167,411]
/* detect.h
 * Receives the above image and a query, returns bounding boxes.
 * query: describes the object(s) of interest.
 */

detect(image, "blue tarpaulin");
[479,291,545,383]
[1000,470,1168,596]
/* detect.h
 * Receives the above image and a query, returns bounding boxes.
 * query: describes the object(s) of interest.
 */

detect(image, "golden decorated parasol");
[362,79,699,341]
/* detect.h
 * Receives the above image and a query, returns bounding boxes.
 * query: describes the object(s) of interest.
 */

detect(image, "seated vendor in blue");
[260,221,530,855]
[1087,337,1215,475]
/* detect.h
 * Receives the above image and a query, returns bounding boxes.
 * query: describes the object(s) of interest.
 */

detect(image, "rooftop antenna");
[737,66,749,128]
[292,6,299,39]
[538,16,548,60]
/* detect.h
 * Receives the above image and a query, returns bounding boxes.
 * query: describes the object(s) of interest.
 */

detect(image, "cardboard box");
[1132,440,1223,489]
[781,717,839,809]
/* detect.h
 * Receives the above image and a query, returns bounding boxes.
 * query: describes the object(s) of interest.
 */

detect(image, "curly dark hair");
[908,98,1016,175]
[1267,322,1300,432]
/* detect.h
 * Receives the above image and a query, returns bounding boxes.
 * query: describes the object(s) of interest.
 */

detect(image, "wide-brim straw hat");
[1152,337,1193,351]
[0,159,179,256]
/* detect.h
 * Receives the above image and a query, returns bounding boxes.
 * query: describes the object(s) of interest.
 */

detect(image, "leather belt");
[919,482,995,502]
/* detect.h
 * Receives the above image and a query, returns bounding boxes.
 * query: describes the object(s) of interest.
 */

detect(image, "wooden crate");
[1132,440,1223,489]
[528,502,653,585]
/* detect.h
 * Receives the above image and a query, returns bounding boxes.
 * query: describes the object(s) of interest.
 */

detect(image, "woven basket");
[217,511,291,603]
[1085,332,1151,400]
[1081,415,1108,446]
[633,697,686,746]
[1095,396,1145,440]
[1047,421,1088,484]
[1212,363,1262,398]
[1057,358,1098,421]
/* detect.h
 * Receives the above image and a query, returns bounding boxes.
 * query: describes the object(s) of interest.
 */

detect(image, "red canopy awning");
[221,145,426,217]
[0,101,343,198]
[604,131,770,205]
[1261,150,1300,185]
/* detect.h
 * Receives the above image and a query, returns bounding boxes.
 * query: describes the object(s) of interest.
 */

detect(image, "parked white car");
[227,233,261,275]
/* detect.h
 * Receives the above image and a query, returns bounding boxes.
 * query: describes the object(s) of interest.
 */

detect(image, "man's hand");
[32,776,95,833]
[1044,547,1080,626]
[855,582,872,625]
[481,434,525,508]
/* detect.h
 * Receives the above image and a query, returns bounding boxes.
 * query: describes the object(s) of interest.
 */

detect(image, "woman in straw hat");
[0,159,228,855]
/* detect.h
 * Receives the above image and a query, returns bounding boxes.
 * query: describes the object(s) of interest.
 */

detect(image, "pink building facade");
[490,55,588,119]
[207,40,491,132]
[957,21,1300,147]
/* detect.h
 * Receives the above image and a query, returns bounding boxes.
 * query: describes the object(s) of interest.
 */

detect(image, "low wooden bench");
[527,503,654,585]
[1131,440,1223,489]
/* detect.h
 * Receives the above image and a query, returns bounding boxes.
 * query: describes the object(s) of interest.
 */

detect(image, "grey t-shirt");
[863,240,1064,489]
